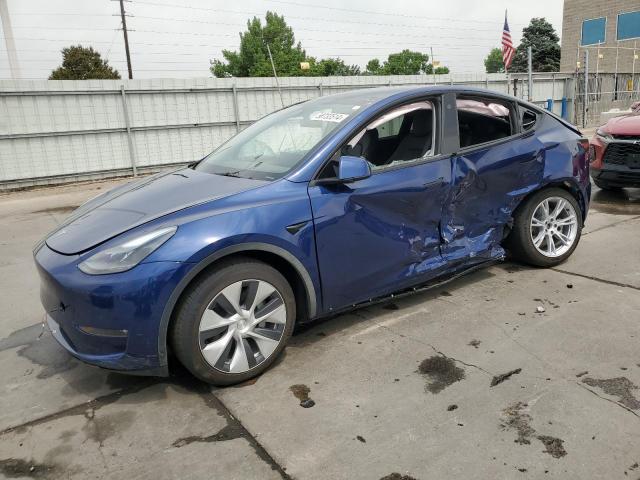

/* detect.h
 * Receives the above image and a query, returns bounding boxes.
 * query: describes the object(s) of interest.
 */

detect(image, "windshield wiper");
[217,170,242,177]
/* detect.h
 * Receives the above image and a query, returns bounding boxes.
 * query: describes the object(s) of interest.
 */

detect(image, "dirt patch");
[0,458,59,479]
[582,377,640,409]
[417,356,465,394]
[290,384,315,408]
[81,409,135,447]
[537,435,567,458]
[502,402,568,457]
[501,402,535,444]
[468,339,481,349]
[172,423,245,447]
[490,368,522,387]
[380,474,418,480]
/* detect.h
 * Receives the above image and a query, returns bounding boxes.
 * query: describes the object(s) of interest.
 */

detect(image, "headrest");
[411,110,432,137]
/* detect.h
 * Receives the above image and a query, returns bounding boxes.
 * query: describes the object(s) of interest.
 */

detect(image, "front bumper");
[589,136,640,187]
[591,166,640,188]
[35,244,192,376]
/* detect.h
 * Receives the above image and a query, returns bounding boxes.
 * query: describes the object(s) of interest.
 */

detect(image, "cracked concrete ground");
[0,179,639,480]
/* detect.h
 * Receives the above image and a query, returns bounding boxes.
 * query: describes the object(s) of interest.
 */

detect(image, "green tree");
[382,50,430,75]
[433,66,450,74]
[211,12,311,77]
[49,45,120,80]
[509,18,560,72]
[484,47,505,73]
[311,58,360,76]
[365,58,382,75]
[365,50,450,75]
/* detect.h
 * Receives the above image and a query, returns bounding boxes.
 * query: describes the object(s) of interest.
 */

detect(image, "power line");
[132,0,524,28]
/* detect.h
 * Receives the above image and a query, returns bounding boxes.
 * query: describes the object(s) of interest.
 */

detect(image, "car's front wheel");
[171,258,296,385]
[506,188,582,267]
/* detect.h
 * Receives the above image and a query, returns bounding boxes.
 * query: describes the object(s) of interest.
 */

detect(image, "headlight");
[78,226,177,275]
[596,128,613,141]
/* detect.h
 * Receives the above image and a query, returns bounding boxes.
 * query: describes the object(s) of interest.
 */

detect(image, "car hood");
[604,113,640,136]
[45,168,268,255]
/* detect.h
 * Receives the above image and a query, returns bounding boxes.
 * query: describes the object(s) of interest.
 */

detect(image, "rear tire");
[171,258,296,385]
[505,188,582,267]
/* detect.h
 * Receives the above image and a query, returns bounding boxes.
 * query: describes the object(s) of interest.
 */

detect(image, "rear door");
[441,95,545,262]
[308,97,451,311]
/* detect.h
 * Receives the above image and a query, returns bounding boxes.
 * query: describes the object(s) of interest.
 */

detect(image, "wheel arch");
[157,242,318,369]
[514,179,587,224]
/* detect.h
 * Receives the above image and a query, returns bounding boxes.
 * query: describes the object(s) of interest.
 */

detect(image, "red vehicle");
[589,111,640,190]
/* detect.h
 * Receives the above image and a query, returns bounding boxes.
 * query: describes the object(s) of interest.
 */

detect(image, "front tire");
[505,188,582,267]
[171,258,296,385]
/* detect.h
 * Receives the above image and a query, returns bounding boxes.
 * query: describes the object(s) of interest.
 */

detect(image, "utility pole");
[0,0,21,79]
[583,50,589,128]
[430,46,435,85]
[266,43,284,108]
[527,46,533,101]
[119,0,133,79]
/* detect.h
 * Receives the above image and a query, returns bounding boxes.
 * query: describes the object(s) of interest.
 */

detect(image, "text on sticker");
[310,112,349,123]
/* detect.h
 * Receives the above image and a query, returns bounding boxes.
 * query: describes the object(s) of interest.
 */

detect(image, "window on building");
[581,17,606,46]
[617,11,640,41]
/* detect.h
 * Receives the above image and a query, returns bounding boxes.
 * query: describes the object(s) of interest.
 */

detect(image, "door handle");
[423,177,445,188]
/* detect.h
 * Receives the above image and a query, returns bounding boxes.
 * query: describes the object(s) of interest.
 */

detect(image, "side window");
[457,96,514,149]
[520,107,538,131]
[376,117,403,139]
[343,101,436,172]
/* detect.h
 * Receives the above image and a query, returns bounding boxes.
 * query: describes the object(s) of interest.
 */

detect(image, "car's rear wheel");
[506,188,582,267]
[592,178,623,192]
[171,258,295,385]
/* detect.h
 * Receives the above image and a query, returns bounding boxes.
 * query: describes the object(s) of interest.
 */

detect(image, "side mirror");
[337,155,371,183]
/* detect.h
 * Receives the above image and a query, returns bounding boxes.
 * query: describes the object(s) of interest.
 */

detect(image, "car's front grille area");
[603,142,640,167]
[612,134,640,141]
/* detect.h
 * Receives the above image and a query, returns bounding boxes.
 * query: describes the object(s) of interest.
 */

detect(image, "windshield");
[195,99,361,180]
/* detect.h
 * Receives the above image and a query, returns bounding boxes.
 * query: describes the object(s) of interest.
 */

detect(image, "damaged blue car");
[35,86,590,385]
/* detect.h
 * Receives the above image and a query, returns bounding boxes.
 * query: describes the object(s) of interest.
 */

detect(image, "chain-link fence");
[574,72,640,128]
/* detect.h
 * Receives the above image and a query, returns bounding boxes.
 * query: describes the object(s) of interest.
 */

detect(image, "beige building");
[561,0,640,73]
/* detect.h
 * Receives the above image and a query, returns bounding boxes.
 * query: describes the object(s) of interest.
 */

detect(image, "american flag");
[502,11,515,71]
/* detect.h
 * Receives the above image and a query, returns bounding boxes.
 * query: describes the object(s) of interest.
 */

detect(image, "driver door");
[308,98,452,311]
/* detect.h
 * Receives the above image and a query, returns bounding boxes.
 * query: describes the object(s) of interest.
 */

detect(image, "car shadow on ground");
[590,186,640,215]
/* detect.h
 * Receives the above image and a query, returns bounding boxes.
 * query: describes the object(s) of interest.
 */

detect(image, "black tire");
[170,258,296,385]
[592,178,623,192]
[505,188,582,268]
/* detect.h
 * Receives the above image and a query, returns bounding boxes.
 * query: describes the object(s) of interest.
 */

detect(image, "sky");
[0,0,564,79]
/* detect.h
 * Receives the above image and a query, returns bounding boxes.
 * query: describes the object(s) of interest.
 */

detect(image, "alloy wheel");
[529,196,579,258]
[198,279,287,373]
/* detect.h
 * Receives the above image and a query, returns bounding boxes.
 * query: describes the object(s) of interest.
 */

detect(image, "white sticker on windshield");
[310,112,349,123]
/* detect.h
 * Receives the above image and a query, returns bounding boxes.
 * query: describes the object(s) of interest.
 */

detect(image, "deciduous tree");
[49,45,120,80]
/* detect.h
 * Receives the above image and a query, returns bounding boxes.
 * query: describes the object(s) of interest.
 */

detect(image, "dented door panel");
[442,113,587,263]
[309,159,451,311]
[442,133,544,261]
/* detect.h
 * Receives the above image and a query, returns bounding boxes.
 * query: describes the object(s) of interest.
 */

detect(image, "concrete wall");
[0,73,573,190]
[561,0,640,73]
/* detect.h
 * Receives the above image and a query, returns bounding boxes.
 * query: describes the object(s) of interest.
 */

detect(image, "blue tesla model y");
[35,86,590,384]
